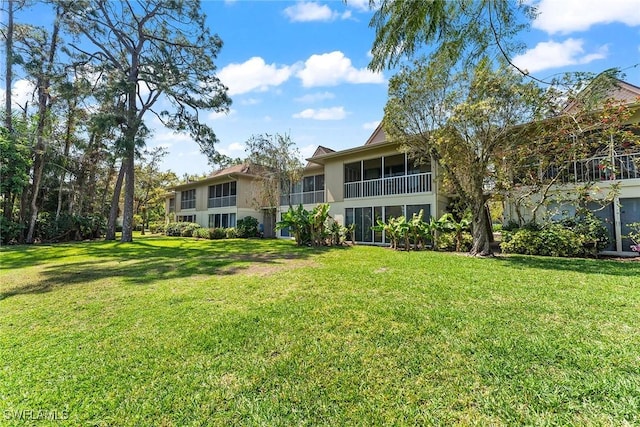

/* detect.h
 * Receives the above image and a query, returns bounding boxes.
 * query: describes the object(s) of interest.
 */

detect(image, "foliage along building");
[503,79,640,255]
[165,124,450,243]
[165,163,278,237]
[166,79,639,255]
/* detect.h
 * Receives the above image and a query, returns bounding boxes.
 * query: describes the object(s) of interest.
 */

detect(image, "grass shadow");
[0,236,348,300]
[494,254,640,277]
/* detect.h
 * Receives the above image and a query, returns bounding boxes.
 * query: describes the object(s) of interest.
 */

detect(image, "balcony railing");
[280,190,324,206]
[344,172,432,199]
[543,152,640,183]
[208,195,237,208]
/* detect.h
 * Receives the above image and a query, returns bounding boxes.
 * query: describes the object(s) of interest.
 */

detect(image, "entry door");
[620,198,640,251]
[263,210,276,238]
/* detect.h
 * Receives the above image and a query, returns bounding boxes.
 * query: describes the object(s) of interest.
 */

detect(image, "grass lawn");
[1,235,639,426]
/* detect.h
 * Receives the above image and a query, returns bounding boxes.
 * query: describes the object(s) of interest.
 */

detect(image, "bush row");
[500,212,610,257]
[162,216,260,240]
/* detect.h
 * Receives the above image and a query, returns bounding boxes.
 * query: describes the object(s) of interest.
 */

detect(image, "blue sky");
[4,0,640,177]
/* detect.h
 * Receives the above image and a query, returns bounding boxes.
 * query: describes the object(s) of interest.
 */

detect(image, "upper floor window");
[168,198,175,213]
[281,174,325,205]
[181,189,196,209]
[208,181,237,208]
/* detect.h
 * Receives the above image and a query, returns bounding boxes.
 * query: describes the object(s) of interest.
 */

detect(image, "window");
[280,212,290,237]
[168,198,175,213]
[181,189,196,209]
[303,176,315,192]
[408,159,431,174]
[208,181,237,208]
[345,205,415,243]
[406,204,430,220]
[384,154,406,177]
[281,174,325,205]
[208,213,236,228]
[344,162,361,183]
[178,215,196,223]
[363,158,382,180]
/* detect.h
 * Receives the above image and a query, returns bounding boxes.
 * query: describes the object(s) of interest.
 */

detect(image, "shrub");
[33,212,106,242]
[0,216,23,244]
[165,222,200,237]
[437,231,473,252]
[180,223,201,237]
[194,227,210,239]
[500,214,608,258]
[501,220,520,232]
[165,222,182,236]
[225,227,238,239]
[148,221,166,234]
[208,228,226,239]
[237,216,259,238]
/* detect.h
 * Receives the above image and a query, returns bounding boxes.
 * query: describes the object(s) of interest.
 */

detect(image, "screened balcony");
[344,154,432,199]
[280,174,325,206]
[542,152,640,183]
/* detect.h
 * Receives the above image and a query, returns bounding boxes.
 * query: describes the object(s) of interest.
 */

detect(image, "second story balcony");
[542,152,640,184]
[344,172,432,199]
[280,190,325,206]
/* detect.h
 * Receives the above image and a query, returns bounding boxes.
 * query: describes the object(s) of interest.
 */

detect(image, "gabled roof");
[562,77,640,115]
[169,163,266,191]
[364,123,386,145]
[310,145,335,157]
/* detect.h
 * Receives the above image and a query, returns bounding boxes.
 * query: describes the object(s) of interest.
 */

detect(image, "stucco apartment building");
[166,81,640,255]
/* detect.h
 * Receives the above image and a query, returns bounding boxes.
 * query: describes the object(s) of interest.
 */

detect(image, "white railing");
[280,191,324,206]
[208,195,237,208]
[543,152,640,183]
[344,173,432,199]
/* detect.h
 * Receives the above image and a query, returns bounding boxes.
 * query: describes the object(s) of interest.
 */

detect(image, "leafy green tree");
[245,133,304,211]
[60,0,231,242]
[368,0,534,74]
[384,57,543,255]
[134,147,177,235]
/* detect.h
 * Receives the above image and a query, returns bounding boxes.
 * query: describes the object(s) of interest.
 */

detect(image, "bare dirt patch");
[218,252,319,276]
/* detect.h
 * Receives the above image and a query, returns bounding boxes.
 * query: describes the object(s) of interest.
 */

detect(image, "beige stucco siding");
[236,176,257,209]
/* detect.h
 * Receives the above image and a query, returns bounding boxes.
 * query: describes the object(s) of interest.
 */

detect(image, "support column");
[613,196,623,253]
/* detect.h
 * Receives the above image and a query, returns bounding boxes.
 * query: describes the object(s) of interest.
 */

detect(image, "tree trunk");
[105,162,125,240]
[25,11,60,243]
[470,196,493,256]
[5,0,13,134]
[120,147,135,242]
[55,97,77,221]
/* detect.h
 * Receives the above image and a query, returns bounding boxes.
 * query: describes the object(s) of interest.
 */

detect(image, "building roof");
[364,123,387,145]
[562,77,640,115]
[310,145,336,157]
[168,163,266,191]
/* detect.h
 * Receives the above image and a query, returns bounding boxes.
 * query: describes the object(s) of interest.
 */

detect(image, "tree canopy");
[368,0,534,74]
[384,56,544,255]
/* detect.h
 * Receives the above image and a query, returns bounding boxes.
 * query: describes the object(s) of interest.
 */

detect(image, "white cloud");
[150,130,194,147]
[0,79,36,110]
[294,91,335,103]
[218,142,245,157]
[299,144,318,159]
[297,51,384,87]
[512,38,608,73]
[348,0,372,11]
[293,106,347,120]
[207,108,237,120]
[240,98,261,106]
[218,57,293,95]
[363,120,381,130]
[284,2,345,22]
[533,0,640,34]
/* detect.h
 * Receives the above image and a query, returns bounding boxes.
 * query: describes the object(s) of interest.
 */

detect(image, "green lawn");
[1,236,639,426]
